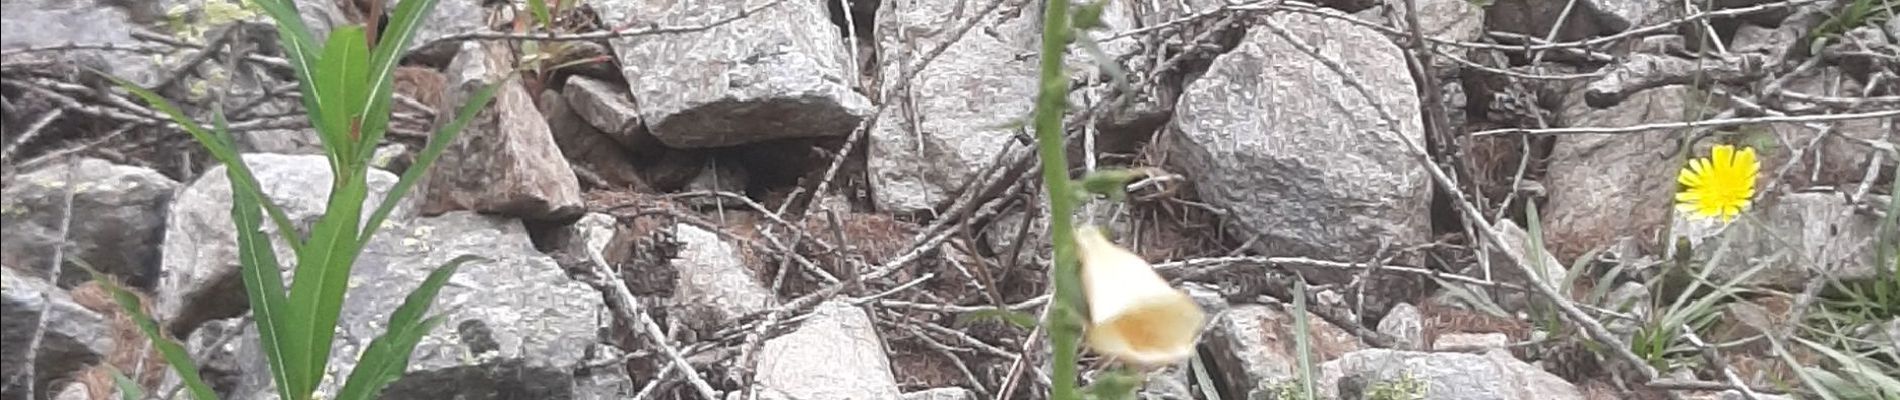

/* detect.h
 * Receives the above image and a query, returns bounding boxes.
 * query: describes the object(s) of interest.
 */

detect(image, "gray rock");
[1,268,111,398]
[406,0,490,66]
[0,0,158,85]
[757,300,900,400]
[50,381,87,400]
[225,212,608,399]
[543,88,648,190]
[1464,219,1570,312]
[1432,332,1510,351]
[1203,304,1364,399]
[420,41,585,221]
[867,0,1040,213]
[1488,220,1568,286]
[2,158,179,289]
[1543,86,1691,261]
[1318,349,1584,400]
[1603,282,1649,341]
[902,387,977,400]
[563,75,659,155]
[598,0,872,148]
[669,223,776,335]
[1378,303,1424,350]
[1135,365,1195,400]
[1167,11,1431,277]
[158,153,406,336]
[1704,192,1885,287]
[1763,69,1897,188]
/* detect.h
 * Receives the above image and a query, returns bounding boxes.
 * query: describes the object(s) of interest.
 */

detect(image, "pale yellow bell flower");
[1074,225,1206,367]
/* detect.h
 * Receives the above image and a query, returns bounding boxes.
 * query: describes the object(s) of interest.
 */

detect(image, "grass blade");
[1291,277,1316,400]
[75,261,220,400]
[353,0,445,165]
[333,255,484,400]
[358,80,505,247]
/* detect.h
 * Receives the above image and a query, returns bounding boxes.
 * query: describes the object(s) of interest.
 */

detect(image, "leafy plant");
[90,0,504,398]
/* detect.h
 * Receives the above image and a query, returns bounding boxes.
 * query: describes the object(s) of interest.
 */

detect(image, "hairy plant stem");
[1031,1,1084,399]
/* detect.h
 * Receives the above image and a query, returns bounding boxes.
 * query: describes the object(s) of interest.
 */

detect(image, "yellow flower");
[1074,225,1206,367]
[1675,144,1758,223]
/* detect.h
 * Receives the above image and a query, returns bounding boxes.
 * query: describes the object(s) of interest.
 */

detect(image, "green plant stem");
[1031,0,1082,399]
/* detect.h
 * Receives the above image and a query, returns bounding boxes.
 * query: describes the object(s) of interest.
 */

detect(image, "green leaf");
[528,0,552,29]
[210,98,306,400]
[229,156,306,399]
[95,70,308,256]
[107,366,145,400]
[359,79,505,247]
[243,0,331,169]
[316,25,373,161]
[334,255,484,400]
[283,170,371,387]
[75,261,220,400]
[956,307,1040,330]
[353,0,446,166]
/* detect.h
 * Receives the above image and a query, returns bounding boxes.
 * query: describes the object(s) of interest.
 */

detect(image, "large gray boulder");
[157,154,406,336]
[1167,11,1431,274]
[867,0,1040,213]
[1702,192,1887,288]
[597,0,872,148]
[1,268,111,400]
[2,158,179,289]
[1542,86,1690,261]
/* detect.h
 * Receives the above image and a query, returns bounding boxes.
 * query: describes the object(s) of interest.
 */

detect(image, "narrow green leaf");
[528,0,552,28]
[95,70,308,256]
[284,174,371,385]
[106,367,145,400]
[75,261,220,400]
[354,0,446,166]
[359,80,505,247]
[209,98,305,400]
[316,25,373,161]
[243,0,332,169]
[333,255,484,400]
[229,157,306,399]
[955,307,1040,330]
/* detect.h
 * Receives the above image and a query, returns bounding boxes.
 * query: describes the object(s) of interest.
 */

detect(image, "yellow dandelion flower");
[1675,144,1758,223]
